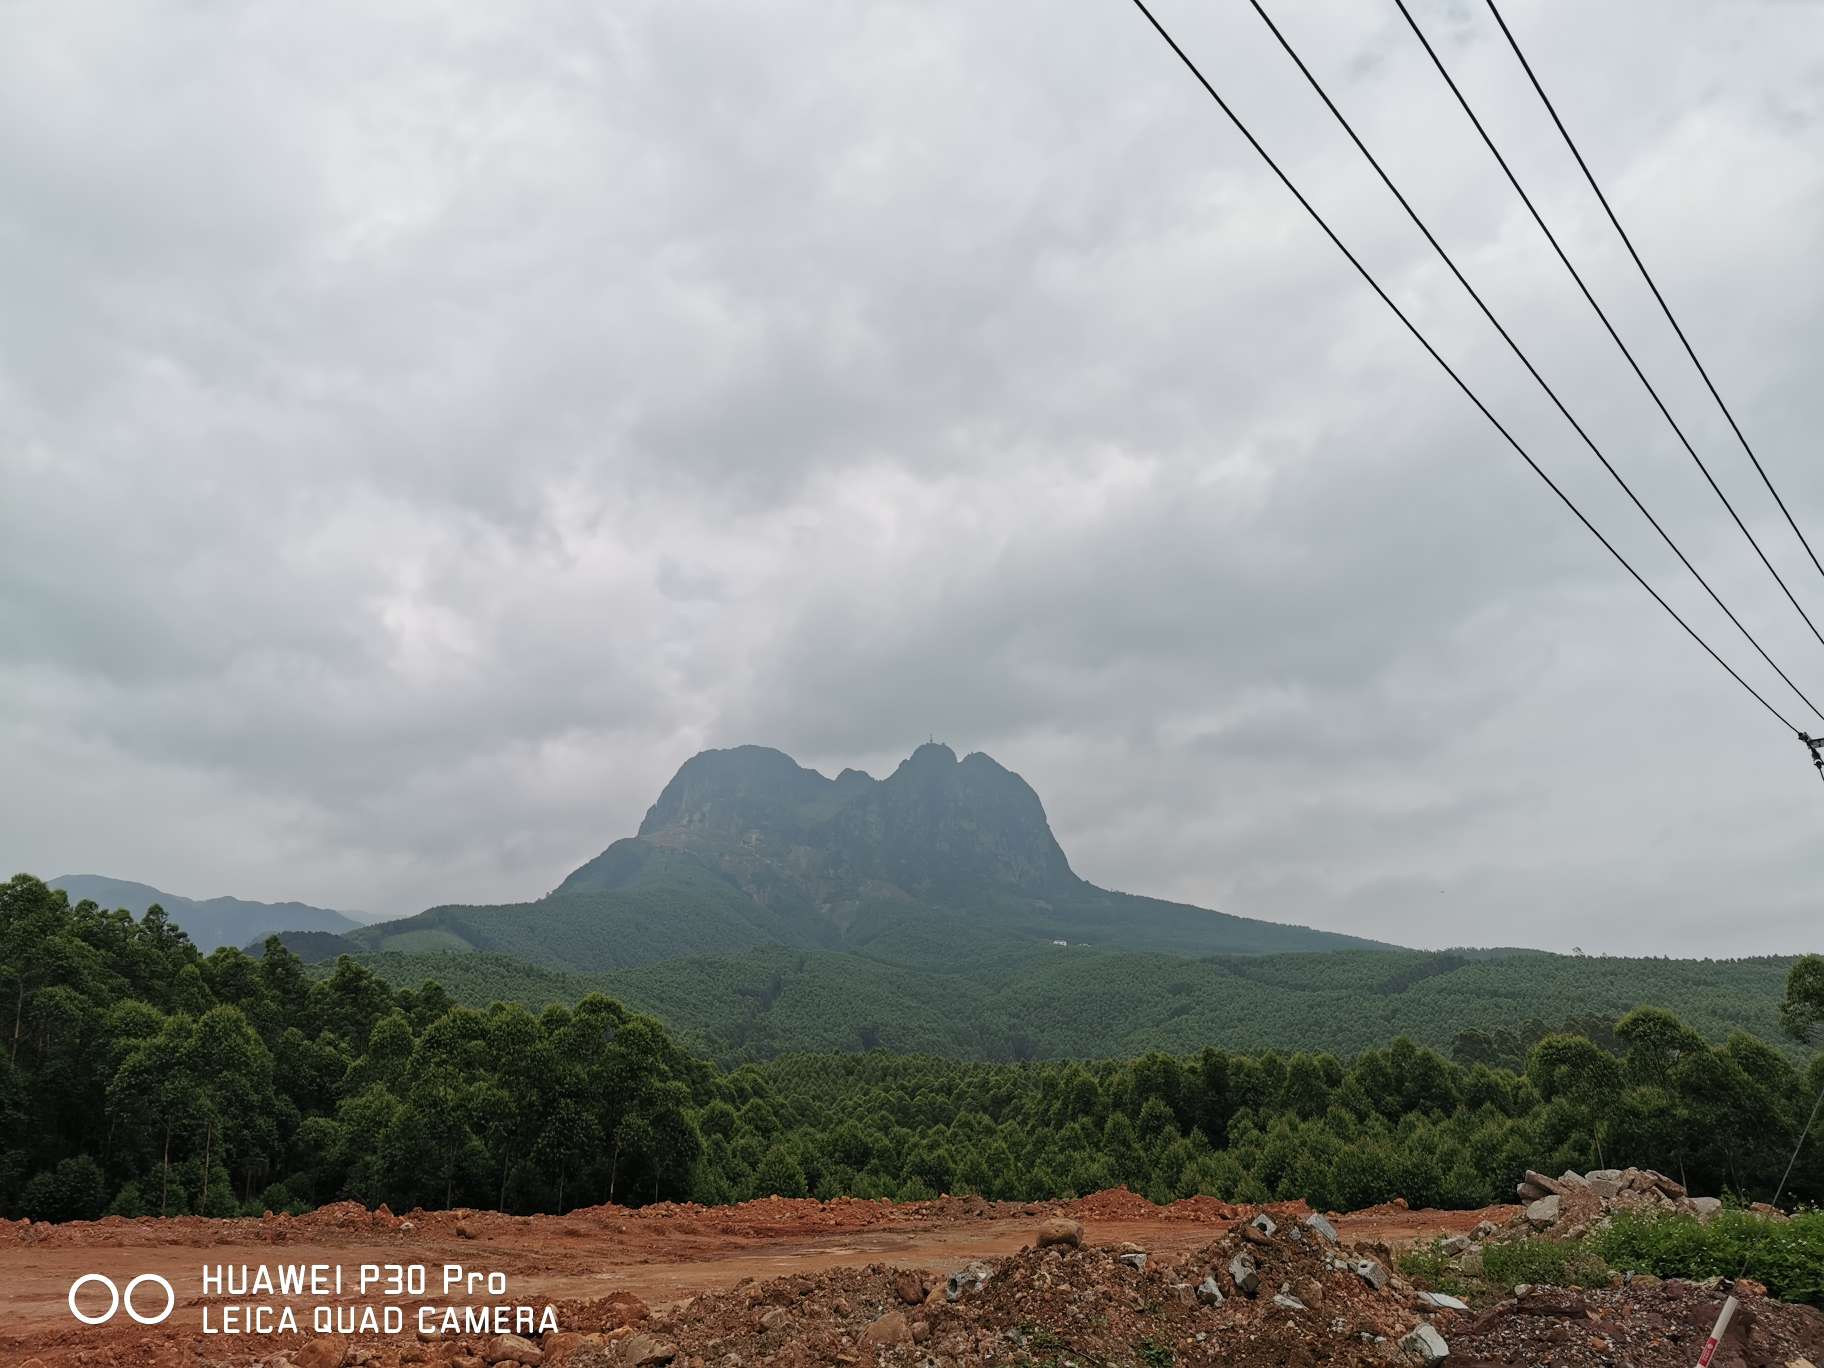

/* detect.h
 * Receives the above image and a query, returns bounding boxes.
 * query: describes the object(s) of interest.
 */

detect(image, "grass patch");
[1594,1208,1824,1305]
[1400,1233,1610,1301]
[1398,1240,1475,1297]
[1135,1338,1174,1368]
[1479,1236,1611,1290]
[1017,1323,1066,1352]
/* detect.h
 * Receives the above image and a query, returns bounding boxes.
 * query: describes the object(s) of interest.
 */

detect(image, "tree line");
[3,873,1819,1222]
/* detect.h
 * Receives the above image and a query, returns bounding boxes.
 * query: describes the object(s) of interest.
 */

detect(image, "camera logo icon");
[68,1273,175,1326]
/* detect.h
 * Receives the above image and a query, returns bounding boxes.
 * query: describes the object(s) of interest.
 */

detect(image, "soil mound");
[1449,1280,1824,1367]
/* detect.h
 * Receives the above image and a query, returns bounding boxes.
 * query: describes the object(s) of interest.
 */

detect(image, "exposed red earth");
[6,1191,1817,1367]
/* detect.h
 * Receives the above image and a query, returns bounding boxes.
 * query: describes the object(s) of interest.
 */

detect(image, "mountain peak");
[616,742,1075,902]
[897,740,958,771]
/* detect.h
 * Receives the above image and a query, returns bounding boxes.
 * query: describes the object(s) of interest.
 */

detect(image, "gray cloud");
[3,0,1823,954]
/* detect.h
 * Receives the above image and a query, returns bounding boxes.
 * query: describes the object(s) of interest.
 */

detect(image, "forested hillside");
[6,873,1820,1225]
[306,942,1798,1065]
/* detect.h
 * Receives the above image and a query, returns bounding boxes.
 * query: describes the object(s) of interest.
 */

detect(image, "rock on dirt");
[295,1337,349,1368]
[860,1310,912,1347]
[1525,1194,1561,1228]
[1034,1216,1082,1249]
[891,1268,925,1304]
[483,1333,542,1365]
[614,1332,678,1366]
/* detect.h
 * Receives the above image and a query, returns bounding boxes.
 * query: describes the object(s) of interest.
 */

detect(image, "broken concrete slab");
[1401,1322,1449,1364]
[1302,1213,1339,1244]
[1418,1291,1469,1311]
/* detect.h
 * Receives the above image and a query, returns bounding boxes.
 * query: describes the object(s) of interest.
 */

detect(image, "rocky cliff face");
[624,741,1077,908]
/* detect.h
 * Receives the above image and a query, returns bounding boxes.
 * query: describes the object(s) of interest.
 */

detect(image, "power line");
[1483,0,1824,595]
[1240,0,1824,729]
[1732,1070,1824,1286]
[1392,0,1824,664]
[1120,0,1799,735]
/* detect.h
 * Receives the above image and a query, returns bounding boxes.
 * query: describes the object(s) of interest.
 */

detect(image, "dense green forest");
[284,942,1799,1066]
[5,874,1821,1224]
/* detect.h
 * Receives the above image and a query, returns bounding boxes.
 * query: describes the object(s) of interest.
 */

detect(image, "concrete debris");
[1353,1258,1389,1291]
[1401,1321,1450,1363]
[1229,1250,1261,1297]
[1196,1275,1224,1305]
[945,1262,992,1301]
[1418,1291,1469,1311]
[1249,1212,1277,1238]
[1302,1212,1339,1243]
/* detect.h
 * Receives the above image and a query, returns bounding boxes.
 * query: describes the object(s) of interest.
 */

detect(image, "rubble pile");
[440,1250,1824,1368]
[1446,1280,1824,1367]
[542,1212,1463,1367]
[1511,1167,1726,1239]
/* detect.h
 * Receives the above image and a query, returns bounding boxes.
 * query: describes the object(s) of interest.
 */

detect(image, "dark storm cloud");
[3,0,1822,952]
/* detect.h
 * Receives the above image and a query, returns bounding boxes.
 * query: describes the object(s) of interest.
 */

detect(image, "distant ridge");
[49,874,360,952]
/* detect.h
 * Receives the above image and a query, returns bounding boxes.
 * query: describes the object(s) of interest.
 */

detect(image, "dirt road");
[0,1191,1513,1367]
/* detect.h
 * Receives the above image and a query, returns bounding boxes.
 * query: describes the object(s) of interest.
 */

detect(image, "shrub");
[19,1156,107,1223]
[106,1181,147,1218]
[1594,1209,1824,1305]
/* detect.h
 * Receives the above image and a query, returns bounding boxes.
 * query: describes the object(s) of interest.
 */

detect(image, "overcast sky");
[5,0,1823,955]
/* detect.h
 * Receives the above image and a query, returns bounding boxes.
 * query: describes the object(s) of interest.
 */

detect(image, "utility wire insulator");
[1799,732,1824,783]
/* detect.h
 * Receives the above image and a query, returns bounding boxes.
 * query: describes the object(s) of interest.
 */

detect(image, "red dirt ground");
[0,1192,1518,1368]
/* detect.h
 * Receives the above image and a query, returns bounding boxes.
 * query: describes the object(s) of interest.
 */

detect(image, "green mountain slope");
[315,942,1797,1065]
[339,844,829,969]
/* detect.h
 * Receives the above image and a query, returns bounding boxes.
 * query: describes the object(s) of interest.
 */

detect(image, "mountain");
[49,874,360,952]
[341,741,1388,968]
